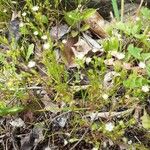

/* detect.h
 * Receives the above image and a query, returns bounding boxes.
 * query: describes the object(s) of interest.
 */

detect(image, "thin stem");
[121,0,124,22]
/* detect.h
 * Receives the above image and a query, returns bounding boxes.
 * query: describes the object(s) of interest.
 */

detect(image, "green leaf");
[64,8,96,27]
[141,53,150,61]
[128,44,142,59]
[146,64,150,77]
[0,106,24,116]
[41,15,48,24]
[131,25,140,35]
[82,8,96,20]
[141,110,150,130]
[141,8,150,20]
[20,26,29,35]
[64,10,82,26]
[111,0,120,20]
[26,43,34,61]
[80,24,90,32]
[123,74,147,89]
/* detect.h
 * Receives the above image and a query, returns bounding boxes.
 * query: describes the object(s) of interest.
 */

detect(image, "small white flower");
[33,31,38,35]
[92,148,99,150]
[62,39,67,44]
[43,43,50,49]
[22,12,27,17]
[19,22,24,27]
[104,58,114,66]
[64,139,68,146]
[85,57,92,65]
[41,35,47,40]
[3,9,7,13]
[142,85,149,93]
[102,94,109,100]
[128,140,132,145]
[136,17,140,21]
[45,147,51,150]
[139,62,146,69]
[28,61,36,68]
[12,1,17,4]
[32,6,39,11]
[105,122,114,132]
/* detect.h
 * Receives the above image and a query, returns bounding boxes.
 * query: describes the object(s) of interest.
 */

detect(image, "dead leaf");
[61,37,78,68]
[23,109,34,123]
[103,71,120,88]
[42,94,60,113]
[8,11,21,42]
[83,33,104,52]
[21,125,44,150]
[88,108,133,121]
[72,38,92,59]
[50,24,69,40]
[84,11,108,38]
[9,118,25,128]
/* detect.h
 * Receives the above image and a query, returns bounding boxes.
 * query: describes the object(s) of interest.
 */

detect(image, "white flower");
[28,61,36,68]
[104,58,114,66]
[142,85,149,93]
[22,12,27,16]
[105,122,114,132]
[136,17,140,21]
[92,148,99,150]
[19,22,24,27]
[45,147,51,150]
[85,57,92,64]
[3,9,7,13]
[32,6,39,11]
[43,43,50,49]
[128,140,132,145]
[64,139,68,146]
[102,94,109,100]
[41,35,47,40]
[33,31,38,35]
[139,62,146,69]
[62,39,67,44]
[12,1,17,4]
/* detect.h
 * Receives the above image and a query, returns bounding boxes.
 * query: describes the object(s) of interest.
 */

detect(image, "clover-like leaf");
[141,110,150,130]
[128,44,142,60]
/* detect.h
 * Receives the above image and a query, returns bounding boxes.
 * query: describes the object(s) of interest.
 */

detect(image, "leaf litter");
[0,1,150,149]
